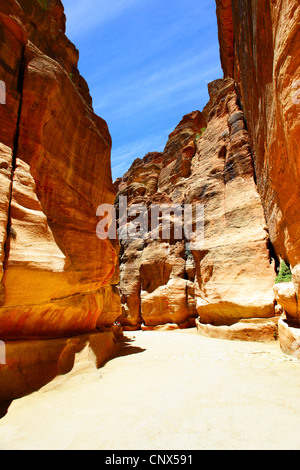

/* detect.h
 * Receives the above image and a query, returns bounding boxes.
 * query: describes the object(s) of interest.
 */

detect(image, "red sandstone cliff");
[115,78,276,333]
[115,0,300,349]
[0,0,121,337]
[0,0,121,406]
[216,0,300,319]
[215,0,300,352]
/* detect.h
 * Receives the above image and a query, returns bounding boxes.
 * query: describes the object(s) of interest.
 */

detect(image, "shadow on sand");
[0,401,12,419]
[0,335,146,419]
[111,335,146,359]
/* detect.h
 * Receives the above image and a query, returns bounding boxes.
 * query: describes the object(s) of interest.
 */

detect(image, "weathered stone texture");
[116,79,276,329]
[0,0,121,339]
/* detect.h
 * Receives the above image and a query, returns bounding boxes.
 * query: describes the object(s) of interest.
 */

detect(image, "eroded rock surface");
[215,0,300,354]
[216,0,300,300]
[0,0,121,403]
[116,79,276,330]
[0,0,121,339]
[274,282,299,325]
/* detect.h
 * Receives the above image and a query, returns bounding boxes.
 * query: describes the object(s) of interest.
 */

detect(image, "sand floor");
[1,329,300,450]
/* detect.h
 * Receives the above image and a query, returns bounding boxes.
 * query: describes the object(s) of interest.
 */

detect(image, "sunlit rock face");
[188,79,276,326]
[115,79,276,329]
[0,0,121,340]
[215,0,300,318]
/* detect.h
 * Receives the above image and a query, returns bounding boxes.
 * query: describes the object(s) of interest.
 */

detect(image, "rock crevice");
[2,44,26,286]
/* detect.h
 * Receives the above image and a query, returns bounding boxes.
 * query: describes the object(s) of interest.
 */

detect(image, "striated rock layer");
[215,0,300,326]
[0,0,121,403]
[0,0,121,339]
[115,78,276,330]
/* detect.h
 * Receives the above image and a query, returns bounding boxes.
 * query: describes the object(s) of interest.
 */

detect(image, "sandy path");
[1,329,300,450]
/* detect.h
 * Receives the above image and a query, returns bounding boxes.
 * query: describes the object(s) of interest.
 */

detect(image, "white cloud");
[95,64,221,121]
[63,0,140,38]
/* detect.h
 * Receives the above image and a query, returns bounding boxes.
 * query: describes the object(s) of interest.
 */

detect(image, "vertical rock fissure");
[234,88,278,278]
[139,276,145,327]
[2,46,26,271]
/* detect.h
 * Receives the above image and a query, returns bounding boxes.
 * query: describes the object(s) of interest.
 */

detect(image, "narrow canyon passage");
[1,330,300,450]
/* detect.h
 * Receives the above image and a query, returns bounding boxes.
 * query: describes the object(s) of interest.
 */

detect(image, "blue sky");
[62,0,223,180]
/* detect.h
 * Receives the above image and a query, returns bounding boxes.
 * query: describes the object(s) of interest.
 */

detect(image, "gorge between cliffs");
[0,0,299,451]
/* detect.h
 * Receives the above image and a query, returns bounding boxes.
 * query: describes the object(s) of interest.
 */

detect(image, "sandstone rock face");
[0,0,121,340]
[196,317,278,343]
[215,0,234,78]
[115,112,204,330]
[116,79,276,329]
[278,316,300,358]
[215,0,300,309]
[273,282,299,325]
[187,79,276,326]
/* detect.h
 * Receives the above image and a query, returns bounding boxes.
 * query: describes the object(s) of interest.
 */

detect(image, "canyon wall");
[216,0,300,324]
[1,0,299,408]
[115,78,276,332]
[0,0,121,406]
[116,0,299,343]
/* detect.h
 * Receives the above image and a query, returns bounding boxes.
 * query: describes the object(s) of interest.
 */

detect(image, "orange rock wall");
[116,79,276,329]
[216,0,300,285]
[0,0,121,339]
